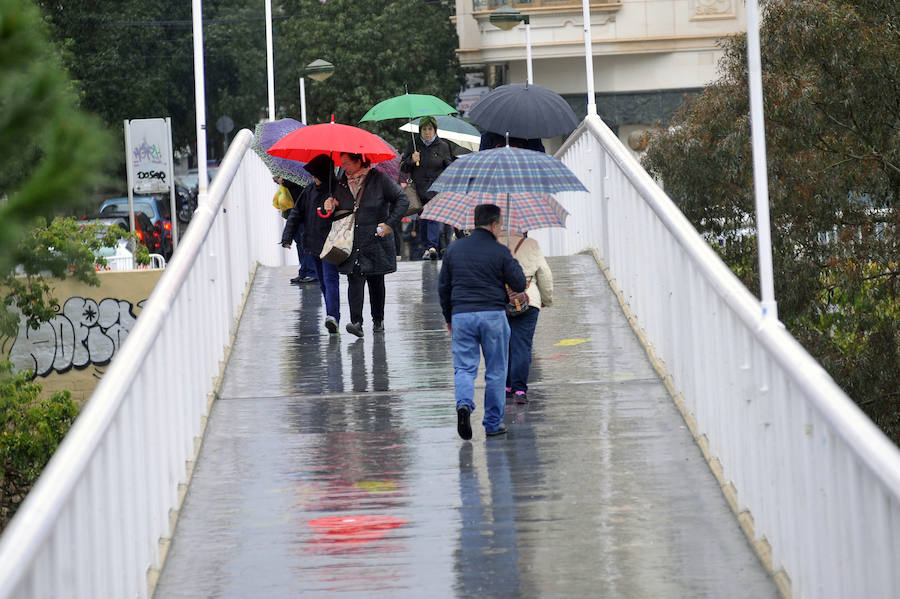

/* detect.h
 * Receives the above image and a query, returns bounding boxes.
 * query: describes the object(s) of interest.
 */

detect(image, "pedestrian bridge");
[1,116,898,598]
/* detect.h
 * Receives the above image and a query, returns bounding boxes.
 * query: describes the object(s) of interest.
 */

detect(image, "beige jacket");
[502,231,553,308]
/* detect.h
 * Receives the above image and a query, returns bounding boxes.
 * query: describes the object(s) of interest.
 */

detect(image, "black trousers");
[347,268,385,324]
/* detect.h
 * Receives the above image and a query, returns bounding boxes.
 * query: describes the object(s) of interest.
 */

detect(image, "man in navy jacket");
[438,204,526,439]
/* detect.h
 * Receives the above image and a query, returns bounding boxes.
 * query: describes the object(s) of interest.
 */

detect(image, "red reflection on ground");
[306,515,407,551]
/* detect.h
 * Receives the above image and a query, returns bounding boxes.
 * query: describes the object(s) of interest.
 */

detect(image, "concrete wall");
[2,270,163,403]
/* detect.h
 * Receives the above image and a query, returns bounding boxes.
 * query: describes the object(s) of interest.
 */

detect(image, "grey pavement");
[154,254,777,598]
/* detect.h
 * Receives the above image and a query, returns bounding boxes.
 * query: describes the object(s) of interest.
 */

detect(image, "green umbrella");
[360,92,458,161]
[359,93,457,122]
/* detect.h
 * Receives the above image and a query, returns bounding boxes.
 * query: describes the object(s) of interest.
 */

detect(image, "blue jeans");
[314,258,340,321]
[294,223,317,279]
[420,218,442,252]
[451,311,510,432]
[506,307,540,392]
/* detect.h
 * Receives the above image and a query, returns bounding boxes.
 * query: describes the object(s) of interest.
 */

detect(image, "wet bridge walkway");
[154,254,777,598]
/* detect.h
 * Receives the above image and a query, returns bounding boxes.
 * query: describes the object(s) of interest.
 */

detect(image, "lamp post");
[300,59,334,125]
[745,0,777,320]
[489,5,532,85]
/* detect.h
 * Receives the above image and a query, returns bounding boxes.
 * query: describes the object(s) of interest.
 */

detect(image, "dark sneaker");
[514,391,528,404]
[486,423,508,437]
[429,248,439,261]
[289,275,303,285]
[373,320,384,333]
[299,276,317,284]
[345,321,364,337]
[457,406,472,440]
[324,316,338,334]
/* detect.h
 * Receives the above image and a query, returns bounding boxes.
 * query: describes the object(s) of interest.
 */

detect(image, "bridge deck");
[154,255,777,598]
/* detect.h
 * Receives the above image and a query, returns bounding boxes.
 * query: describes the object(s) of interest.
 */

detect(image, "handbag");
[319,178,366,266]
[272,184,294,211]
[320,211,356,265]
[505,281,531,316]
[403,179,422,216]
[505,238,531,317]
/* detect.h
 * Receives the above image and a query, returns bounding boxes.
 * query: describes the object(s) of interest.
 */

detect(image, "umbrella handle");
[409,122,419,166]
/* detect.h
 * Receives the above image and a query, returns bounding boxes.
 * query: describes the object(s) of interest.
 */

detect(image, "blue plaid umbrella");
[428,146,587,195]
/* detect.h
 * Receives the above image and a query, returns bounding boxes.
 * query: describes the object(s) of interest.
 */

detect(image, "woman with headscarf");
[399,116,454,260]
[322,152,408,337]
[281,154,342,334]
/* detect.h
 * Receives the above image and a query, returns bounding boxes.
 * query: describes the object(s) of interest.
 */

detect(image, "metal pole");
[582,0,597,115]
[265,0,275,121]
[524,19,533,85]
[300,77,307,125]
[166,117,178,249]
[191,0,209,203]
[123,120,136,234]
[746,0,777,320]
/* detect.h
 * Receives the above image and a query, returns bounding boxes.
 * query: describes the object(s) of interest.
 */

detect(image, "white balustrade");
[0,129,289,599]
[537,114,900,598]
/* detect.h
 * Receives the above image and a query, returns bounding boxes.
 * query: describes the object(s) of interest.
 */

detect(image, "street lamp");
[300,59,334,125]
[489,5,532,85]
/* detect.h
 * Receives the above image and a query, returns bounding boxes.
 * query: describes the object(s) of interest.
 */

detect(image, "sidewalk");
[154,254,777,598]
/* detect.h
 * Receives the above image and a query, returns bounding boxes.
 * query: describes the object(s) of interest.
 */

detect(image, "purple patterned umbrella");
[421,190,569,232]
[372,134,401,183]
[252,118,313,186]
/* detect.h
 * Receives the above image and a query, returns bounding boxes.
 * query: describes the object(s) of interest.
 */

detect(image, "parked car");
[176,162,220,194]
[98,196,173,259]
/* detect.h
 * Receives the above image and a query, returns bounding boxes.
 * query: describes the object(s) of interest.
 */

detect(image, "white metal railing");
[0,129,289,599]
[536,114,900,598]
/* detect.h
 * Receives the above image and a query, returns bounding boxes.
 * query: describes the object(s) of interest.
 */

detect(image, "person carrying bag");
[319,182,363,266]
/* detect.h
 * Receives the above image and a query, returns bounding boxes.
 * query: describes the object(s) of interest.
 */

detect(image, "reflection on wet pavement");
[154,255,777,598]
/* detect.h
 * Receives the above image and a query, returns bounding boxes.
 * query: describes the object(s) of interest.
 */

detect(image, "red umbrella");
[267,120,396,165]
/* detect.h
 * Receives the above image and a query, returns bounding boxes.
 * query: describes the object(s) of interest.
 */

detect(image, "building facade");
[451,0,746,152]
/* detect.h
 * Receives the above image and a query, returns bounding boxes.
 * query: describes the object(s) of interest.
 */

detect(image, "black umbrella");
[467,83,580,139]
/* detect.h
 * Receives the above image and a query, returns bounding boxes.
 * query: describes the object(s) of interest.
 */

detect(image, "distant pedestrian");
[438,204,526,439]
[281,154,341,333]
[400,116,454,260]
[276,176,318,285]
[501,230,553,403]
[479,130,545,153]
[322,152,408,337]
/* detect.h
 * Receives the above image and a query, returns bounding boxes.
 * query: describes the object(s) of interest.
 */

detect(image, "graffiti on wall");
[3,296,144,379]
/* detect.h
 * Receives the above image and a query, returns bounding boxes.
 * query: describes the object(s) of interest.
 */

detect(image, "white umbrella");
[399,119,481,152]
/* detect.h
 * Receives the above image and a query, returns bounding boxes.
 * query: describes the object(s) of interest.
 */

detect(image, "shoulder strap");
[352,176,368,211]
[513,237,527,255]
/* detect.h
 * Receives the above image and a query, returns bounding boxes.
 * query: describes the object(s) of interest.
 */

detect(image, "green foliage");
[0,360,80,529]
[1,216,149,339]
[273,0,465,150]
[0,0,114,269]
[34,0,195,153]
[34,0,464,165]
[643,0,899,443]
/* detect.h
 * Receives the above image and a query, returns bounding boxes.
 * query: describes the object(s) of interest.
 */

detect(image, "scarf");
[421,135,437,147]
[346,166,371,199]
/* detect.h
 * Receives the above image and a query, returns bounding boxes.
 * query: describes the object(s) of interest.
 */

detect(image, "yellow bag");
[272,185,294,211]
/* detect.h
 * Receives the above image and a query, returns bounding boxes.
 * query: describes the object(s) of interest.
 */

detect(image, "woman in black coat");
[323,152,408,337]
[281,154,343,334]
[399,116,454,260]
